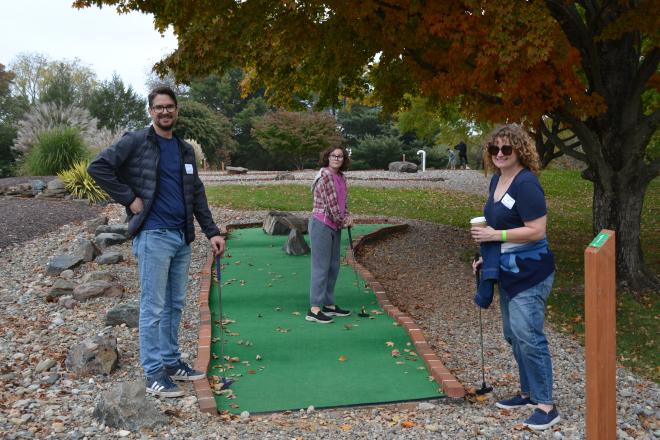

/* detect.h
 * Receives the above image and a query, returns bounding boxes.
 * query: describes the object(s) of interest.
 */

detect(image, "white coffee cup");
[470,216,487,228]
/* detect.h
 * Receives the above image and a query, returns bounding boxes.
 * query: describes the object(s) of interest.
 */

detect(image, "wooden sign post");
[584,229,616,439]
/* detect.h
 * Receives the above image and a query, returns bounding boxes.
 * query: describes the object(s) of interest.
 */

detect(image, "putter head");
[357,306,370,318]
[475,383,493,395]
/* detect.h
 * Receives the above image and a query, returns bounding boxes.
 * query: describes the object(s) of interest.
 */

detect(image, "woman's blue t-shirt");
[484,169,555,296]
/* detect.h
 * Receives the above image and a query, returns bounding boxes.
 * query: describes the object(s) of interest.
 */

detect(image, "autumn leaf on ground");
[371,310,383,315]
[475,395,488,402]
[338,355,347,362]
[339,424,352,431]
[401,420,415,428]
[391,349,400,357]
[228,357,240,363]
[248,370,256,374]
[344,324,353,330]
[275,326,290,333]
[234,260,241,265]
[229,403,240,409]
[386,341,395,347]
[291,311,301,316]
[255,354,262,360]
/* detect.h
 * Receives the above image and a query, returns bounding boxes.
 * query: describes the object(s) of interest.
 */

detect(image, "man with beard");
[88,86,225,397]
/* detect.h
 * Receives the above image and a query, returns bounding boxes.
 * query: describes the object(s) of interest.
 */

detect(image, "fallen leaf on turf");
[371,310,383,315]
[275,307,282,311]
[275,326,290,333]
[391,349,400,357]
[226,331,240,336]
[228,357,240,363]
[212,353,219,359]
[291,311,301,316]
[338,355,347,362]
[396,361,405,365]
[229,403,240,408]
[235,260,241,265]
[343,324,353,330]
[248,370,256,374]
[401,420,415,428]
[255,354,262,361]
[339,424,352,431]
[386,341,395,347]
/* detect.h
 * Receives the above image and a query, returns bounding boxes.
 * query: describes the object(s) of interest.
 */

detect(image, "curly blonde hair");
[482,124,541,175]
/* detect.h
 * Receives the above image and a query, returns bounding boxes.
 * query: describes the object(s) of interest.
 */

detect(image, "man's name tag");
[501,193,515,209]
[185,164,194,174]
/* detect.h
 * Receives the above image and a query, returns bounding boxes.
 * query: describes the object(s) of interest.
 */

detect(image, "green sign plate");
[589,232,609,248]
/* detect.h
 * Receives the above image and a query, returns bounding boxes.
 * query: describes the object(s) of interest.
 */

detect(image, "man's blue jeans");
[132,228,192,377]
[499,273,555,405]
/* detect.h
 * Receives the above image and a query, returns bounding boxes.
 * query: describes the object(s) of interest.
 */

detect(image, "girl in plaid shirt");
[306,146,354,323]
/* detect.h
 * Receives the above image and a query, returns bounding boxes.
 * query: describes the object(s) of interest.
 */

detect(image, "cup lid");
[470,216,487,224]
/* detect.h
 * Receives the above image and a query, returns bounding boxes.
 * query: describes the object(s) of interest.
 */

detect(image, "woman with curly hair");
[471,124,559,430]
[306,146,353,324]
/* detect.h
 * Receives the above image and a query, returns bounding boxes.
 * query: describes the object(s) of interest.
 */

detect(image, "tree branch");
[539,116,588,162]
[631,47,660,100]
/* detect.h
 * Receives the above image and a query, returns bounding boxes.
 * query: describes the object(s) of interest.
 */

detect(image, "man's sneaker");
[322,305,351,317]
[495,394,536,409]
[306,309,334,323]
[164,360,206,381]
[146,373,184,398]
[523,405,560,430]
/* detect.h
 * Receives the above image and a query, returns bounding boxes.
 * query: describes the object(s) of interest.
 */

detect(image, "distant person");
[455,140,468,169]
[471,124,558,431]
[307,146,353,323]
[88,86,225,398]
[446,148,457,170]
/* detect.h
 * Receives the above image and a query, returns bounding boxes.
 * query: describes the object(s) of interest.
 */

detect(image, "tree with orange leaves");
[74,0,659,290]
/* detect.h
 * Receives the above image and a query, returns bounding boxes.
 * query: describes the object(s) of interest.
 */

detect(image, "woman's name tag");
[185,164,194,174]
[501,193,515,209]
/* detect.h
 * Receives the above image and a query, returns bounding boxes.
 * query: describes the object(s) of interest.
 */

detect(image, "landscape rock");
[81,270,116,283]
[58,296,79,310]
[71,237,98,262]
[226,166,248,175]
[46,255,84,276]
[94,233,127,250]
[388,161,419,173]
[35,358,57,373]
[65,335,119,376]
[275,172,295,180]
[46,279,76,301]
[73,280,123,301]
[86,216,109,233]
[263,211,308,235]
[282,228,310,256]
[95,223,128,237]
[95,252,124,265]
[105,303,139,328]
[93,381,168,431]
[60,269,74,279]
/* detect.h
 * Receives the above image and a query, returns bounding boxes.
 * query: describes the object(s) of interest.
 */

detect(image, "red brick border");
[194,219,464,413]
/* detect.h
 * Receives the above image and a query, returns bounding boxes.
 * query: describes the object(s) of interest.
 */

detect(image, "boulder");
[58,296,79,310]
[46,255,84,276]
[65,335,119,376]
[30,180,45,191]
[388,161,418,173]
[73,280,123,301]
[47,178,65,190]
[46,279,76,302]
[82,270,116,283]
[263,211,308,235]
[105,303,139,328]
[95,252,124,265]
[94,233,127,250]
[226,166,248,175]
[93,381,168,431]
[282,229,310,256]
[86,216,109,234]
[71,238,98,262]
[95,224,129,238]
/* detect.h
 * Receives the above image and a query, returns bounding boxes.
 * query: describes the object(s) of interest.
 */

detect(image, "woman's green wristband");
[502,230,507,242]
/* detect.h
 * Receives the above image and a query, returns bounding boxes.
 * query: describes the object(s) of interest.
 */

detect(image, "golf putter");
[215,254,233,389]
[347,227,369,318]
[474,253,493,396]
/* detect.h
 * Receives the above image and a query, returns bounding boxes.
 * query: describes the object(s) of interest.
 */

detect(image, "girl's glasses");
[487,144,514,156]
[330,154,344,160]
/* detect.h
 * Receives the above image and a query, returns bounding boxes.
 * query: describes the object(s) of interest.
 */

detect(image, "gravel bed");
[0,185,657,439]
[200,169,490,195]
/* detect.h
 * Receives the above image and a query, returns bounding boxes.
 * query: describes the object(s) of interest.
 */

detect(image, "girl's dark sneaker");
[306,309,334,323]
[322,305,351,317]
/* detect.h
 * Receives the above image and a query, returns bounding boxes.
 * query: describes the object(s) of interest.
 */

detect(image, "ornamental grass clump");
[58,160,108,203]
[23,127,90,175]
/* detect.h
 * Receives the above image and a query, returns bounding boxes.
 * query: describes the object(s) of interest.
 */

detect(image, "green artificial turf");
[208,225,443,413]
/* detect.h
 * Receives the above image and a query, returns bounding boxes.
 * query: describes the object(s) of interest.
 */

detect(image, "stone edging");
[193,220,464,413]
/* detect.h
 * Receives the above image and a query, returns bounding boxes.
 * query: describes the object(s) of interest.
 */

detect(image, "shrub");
[24,127,90,175]
[351,135,402,170]
[58,160,108,203]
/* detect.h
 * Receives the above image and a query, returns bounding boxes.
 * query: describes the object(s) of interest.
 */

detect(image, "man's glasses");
[487,144,514,156]
[151,104,177,114]
[330,154,344,160]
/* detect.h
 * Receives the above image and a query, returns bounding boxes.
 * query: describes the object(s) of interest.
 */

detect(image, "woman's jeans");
[499,273,555,405]
[309,218,341,307]
[132,228,192,377]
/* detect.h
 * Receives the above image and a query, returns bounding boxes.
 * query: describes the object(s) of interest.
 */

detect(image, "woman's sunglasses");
[487,144,514,156]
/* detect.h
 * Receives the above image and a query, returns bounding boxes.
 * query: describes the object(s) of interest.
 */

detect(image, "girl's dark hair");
[148,86,178,108]
[319,146,350,171]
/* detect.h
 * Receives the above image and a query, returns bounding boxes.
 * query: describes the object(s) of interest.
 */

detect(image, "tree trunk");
[591,174,658,290]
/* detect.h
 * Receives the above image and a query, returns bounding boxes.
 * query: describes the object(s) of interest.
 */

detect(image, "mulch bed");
[0,177,103,250]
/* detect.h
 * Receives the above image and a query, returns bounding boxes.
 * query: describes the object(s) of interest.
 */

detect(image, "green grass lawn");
[206,170,659,381]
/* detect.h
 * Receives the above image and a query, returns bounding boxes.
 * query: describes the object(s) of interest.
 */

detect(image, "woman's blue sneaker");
[495,394,536,409]
[523,406,560,430]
